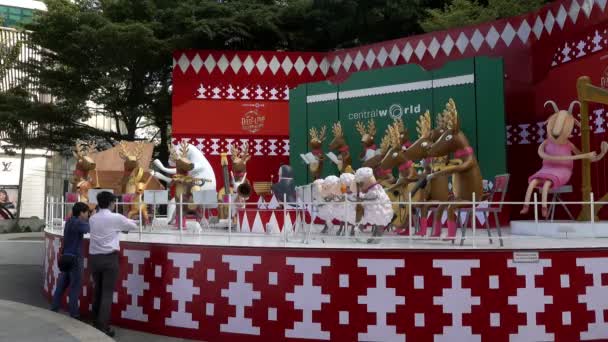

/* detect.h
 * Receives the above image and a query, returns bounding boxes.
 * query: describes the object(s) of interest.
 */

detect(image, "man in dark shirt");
[50,202,90,318]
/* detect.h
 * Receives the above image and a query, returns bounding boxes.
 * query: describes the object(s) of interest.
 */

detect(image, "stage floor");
[46,222,608,250]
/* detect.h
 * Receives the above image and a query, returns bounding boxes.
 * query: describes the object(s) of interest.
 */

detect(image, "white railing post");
[533,192,539,236]
[228,194,232,245]
[50,196,54,231]
[283,194,287,246]
[61,195,65,224]
[179,194,183,234]
[472,192,477,248]
[408,192,413,247]
[591,192,596,238]
[139,200,143,238]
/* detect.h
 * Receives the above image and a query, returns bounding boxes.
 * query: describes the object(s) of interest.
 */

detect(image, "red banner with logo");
[173,100,288,136]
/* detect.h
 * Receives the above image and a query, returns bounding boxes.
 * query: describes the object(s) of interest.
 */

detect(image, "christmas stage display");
[44,0,608,340]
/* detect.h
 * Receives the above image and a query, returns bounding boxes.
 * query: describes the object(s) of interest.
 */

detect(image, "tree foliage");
[420,0,550,33]
[1,0,553,158]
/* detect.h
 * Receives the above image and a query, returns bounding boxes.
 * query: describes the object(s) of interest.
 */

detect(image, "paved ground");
[0,232,195,342]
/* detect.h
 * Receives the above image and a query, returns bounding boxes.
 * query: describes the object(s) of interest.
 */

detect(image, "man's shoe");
[95,325,115,338]
[102,327,115,338]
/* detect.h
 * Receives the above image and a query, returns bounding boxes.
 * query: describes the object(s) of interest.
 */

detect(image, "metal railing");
[43,191,608,249]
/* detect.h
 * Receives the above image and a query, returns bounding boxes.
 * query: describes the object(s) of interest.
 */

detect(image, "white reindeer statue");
[150,141,217,225]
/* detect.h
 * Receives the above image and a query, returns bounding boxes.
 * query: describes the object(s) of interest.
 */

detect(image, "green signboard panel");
[289,57,506,185]
[339,64,434,170]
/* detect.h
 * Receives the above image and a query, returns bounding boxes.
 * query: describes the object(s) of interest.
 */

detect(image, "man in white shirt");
[88,191,137,337]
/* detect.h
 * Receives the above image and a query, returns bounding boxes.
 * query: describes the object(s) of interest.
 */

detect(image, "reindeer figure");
[151,141,215,227]
[117,141,152,224]
[378,119,426,233]
[308,126,327,180]
[395,117,411,146]
[328,122,353,173]
[425,99,483,240]
[71,140,98,202]
[356,119,377,162]
[363,128,395,187]
[230,142,252,202]
[521,100,607,217]
[118,141,145,194]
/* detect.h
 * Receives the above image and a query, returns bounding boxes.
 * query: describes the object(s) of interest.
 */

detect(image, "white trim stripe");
[340,80,433,99]
[305,74,475,103]
[432,74,475,88]
[307,93,338,103]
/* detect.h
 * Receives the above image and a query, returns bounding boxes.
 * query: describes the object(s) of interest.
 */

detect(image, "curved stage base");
[44,229,608,341]
[512,220,608,238]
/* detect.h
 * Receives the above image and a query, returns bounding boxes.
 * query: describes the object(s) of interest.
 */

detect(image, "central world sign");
[347,103,422,120]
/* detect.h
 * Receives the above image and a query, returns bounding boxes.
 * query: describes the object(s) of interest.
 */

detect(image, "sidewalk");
[0,299,113,342]
[0,232,196,342]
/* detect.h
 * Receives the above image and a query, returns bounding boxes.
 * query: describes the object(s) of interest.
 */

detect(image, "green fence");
[289,56,506,185]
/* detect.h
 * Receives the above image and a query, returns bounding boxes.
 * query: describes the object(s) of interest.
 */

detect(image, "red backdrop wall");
[172,0,608,216]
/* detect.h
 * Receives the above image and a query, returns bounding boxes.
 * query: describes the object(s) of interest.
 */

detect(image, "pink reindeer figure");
[521,100,608,217]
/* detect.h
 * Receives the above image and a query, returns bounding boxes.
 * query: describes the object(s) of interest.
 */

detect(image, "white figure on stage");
[150,142,217,225]
[337,172,357,236]
[354,167,393,242]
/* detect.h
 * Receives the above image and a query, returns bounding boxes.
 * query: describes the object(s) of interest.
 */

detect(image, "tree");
[420,0,550,33]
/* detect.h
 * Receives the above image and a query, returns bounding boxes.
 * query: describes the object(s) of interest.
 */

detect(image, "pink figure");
[521,100,608,218]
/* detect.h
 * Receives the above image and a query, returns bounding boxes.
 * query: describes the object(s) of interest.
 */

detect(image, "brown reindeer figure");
[375,122,422,232]
[118,141,145,194]
[71,140,98,202]
[229,141,252,202]
[363,128,395,187]
[402,110,459,238]
[425,99,483,241]
[308,126,327,180]
[356,119,377,162]
[328,122,353,174]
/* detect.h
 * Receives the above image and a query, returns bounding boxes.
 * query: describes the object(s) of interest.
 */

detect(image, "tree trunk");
[15,144,26,226]
[158,124,169,165]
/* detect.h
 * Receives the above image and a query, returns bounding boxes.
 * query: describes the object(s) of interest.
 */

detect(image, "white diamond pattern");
[428,38,440,58]
[178,54,190,73]
[402,42,413,62]
[243,55,255,74]
[501,23,516,46]
[414,40,427,60]
[569,0,581,24]
[556,5,568,29]
[204,54,216,74]
[230,55,242,74]
[365,49,376,68]
[331,56,342,74]
[217,55,229,73]
[545,11,556,34]
[342,53,353,71]
[306,57,318,75]
[173,2,601,78]
[353,51,365,70]
[533,16,544,39]
[268,56,281,75]
[486,26,500,48]
[377,47,388,66]
[389,45,400,64]
[191,54,203,73]
[517,20,532,43]
[456,32,469,53]
[319,57,330,75]
[442,34,455,55]
[257,56,268,74]
[581,0,593,18]
[471,30,484,51]
[293,57,305,75]
[281,56,293,75]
